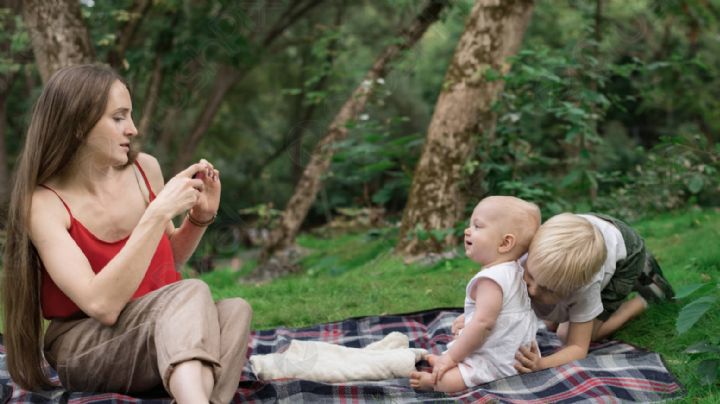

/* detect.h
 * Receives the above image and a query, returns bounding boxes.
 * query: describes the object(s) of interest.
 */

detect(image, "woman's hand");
[149,163,207,220]
[514,341,541,373]
[189,158,221,221]
[451,314,465,337]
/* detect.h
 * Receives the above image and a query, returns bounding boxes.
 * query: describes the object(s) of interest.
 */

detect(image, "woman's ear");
[498,234,517,253]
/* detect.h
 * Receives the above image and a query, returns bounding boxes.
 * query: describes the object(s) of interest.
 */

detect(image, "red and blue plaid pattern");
[1,308,684,403]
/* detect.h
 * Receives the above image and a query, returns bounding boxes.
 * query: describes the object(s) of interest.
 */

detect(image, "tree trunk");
[396,0,534,257]
[259,0,450,264]
[22,0,95,82]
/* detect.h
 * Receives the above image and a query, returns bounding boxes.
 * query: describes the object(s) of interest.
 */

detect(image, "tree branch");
[107,0,153,69]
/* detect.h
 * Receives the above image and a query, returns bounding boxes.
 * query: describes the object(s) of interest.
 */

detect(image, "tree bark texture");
[261,0,450,260]
[22,0,95,83]
[396,0,534,257]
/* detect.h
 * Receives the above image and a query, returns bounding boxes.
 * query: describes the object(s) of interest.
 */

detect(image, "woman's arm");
[432,278,503,382]
[29,164,202,326]
[137,154,220,267]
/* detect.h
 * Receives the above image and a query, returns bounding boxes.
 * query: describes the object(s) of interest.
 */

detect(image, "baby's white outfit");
[448,261,538,387]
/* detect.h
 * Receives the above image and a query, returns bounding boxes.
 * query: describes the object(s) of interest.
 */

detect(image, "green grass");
[201,207,720,402]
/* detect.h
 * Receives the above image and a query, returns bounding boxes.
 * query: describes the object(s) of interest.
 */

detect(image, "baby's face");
[463,201,506,266]
[523,257,564,305]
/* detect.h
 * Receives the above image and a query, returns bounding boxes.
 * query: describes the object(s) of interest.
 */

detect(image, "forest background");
[1,0,719,401]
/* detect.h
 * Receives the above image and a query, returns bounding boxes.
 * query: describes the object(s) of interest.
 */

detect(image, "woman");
[2,64,252,404]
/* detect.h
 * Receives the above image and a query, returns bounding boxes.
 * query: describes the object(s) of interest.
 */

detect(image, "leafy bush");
[595,133,720,220]
[675,281,720,386]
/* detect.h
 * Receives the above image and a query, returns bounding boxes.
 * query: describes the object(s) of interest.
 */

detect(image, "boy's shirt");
[529,214,628,324]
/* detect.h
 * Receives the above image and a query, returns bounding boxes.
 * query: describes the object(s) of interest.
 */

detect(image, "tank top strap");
[133,160,157,201]
[38,184,74,219]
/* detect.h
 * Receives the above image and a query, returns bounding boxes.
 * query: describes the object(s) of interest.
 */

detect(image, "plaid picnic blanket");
[1,308,684,403]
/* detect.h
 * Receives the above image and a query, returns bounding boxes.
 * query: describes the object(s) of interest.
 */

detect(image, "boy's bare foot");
[409,371,435,391]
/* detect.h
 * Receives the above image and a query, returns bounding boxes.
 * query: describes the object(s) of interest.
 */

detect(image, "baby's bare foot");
[409,371,435,391]
[426,354,439,366]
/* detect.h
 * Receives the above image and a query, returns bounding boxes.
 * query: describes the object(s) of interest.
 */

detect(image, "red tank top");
[40,161,180,319]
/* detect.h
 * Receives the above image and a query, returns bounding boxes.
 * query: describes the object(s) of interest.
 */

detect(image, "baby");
[410,196,540,392]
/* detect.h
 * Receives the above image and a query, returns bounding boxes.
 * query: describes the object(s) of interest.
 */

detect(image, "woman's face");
[83,80,138,166]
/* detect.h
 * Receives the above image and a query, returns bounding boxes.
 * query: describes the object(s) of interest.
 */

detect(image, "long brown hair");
[2,64,136,390]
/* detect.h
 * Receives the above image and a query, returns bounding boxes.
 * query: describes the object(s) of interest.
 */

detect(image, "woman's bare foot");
[409,371,435,391]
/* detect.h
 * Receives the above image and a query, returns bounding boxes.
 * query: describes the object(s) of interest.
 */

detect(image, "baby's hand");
[431,354,457,384]
[451,314,465,336]
[514,341,541,373]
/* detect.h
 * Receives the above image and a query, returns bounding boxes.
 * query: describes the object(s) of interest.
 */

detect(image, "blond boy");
[515,213,674,373]
[410,196,540,392]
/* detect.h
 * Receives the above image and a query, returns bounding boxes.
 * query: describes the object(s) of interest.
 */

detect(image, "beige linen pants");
[44,279,252,404]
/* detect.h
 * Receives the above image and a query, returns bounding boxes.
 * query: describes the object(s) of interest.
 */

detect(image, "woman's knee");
[217,298,253,320]
[173,279,213,303]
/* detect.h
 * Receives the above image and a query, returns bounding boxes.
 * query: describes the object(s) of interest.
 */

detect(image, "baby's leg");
[409,371,435,391]
[410,367,467,393]
[433,367,467,393]
[425,354,439,366]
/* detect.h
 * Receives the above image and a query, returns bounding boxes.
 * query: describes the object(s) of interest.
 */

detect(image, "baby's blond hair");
[480,196,541,260]
[528,213,607,297]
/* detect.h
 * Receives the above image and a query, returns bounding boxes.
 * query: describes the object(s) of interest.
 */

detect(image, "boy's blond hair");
[528,213,607,297]
[481,196,541,259]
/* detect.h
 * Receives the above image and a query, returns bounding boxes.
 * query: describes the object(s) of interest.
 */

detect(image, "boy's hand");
[431,354,458,384]
[514,341,541,373]
[451,314,465,336]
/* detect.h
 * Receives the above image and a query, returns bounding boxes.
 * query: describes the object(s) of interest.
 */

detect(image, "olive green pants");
[44,279,252,404]
[590,213,661,321]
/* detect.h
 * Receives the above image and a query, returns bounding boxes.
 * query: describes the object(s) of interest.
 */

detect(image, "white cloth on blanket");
[250,331,427,383]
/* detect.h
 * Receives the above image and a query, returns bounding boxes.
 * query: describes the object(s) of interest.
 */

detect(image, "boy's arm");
[515,320,593,372]
[433,278,503,382]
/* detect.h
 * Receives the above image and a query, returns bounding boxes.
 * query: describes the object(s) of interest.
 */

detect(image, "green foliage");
[595,133,720,220]
[326,112,422,211]
[676,281,720,385]
[472,42,623,217]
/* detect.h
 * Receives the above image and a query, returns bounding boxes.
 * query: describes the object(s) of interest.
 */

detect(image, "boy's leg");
[635,254,675,302]
[592,295,647,341]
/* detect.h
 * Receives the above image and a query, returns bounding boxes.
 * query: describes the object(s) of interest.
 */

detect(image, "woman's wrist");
[187,209,217,227]
[144,204,173,223]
